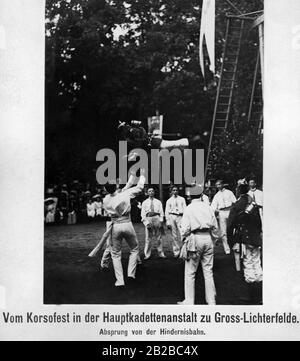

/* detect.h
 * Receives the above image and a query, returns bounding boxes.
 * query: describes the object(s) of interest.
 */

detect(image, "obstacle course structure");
[205,11,264,180]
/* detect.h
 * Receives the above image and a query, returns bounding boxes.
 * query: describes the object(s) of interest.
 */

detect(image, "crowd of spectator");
[44,179,230,226]
[44,180,108,225]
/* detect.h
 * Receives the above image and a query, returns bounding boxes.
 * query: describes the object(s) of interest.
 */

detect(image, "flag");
[199,0,215,76]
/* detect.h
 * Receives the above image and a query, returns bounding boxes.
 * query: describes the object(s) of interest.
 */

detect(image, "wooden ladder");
[205,16,245,178]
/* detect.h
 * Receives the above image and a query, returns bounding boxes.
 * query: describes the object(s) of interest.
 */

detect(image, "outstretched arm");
[123,169,146,199]
[121,173,136,192]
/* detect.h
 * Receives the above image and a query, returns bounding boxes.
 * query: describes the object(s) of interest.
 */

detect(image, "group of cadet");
[90,170,263,305]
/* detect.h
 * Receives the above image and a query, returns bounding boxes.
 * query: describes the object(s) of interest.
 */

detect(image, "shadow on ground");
[44,222,257,305]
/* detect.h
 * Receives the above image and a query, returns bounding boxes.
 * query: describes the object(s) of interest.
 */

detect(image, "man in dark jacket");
[227,183,263,304]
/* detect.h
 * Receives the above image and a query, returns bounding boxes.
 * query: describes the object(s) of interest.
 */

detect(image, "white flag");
[199,0,215,76]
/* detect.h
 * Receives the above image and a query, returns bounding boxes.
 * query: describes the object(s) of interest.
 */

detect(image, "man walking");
[102,169,145,287]
[211,180,236,254]
[177,185,219,305]
[165,186,186,257]
[141,188,166,259]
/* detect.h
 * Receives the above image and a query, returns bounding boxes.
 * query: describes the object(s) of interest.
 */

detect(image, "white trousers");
[100,240,111,268]
[111,222,139,286]
[183,233,216,305]
[218,210,231,254]
[243,245,263,283]
[101,241,142,268]
[168,214,182,257]
[144,216,165,258]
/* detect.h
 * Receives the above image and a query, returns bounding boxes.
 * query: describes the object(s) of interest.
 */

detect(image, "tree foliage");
[45,0,263,185]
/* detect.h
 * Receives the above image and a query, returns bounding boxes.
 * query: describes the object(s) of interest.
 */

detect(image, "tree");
[45,0,264,185]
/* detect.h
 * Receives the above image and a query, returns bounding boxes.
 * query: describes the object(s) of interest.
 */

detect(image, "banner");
[199,0,215,76]
[147,115,163,137]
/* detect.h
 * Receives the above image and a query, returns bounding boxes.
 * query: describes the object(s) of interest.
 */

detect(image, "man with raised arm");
[91,169,146,287]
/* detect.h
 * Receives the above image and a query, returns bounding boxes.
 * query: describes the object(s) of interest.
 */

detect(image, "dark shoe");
[127,277,138,288]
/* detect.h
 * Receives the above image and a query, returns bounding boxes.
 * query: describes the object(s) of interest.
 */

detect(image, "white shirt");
[94,201,103,215]
[180,199,219,239]
[165,195,186,221]
[87,203,95,216]
[248,188,263,207]
[103,175,145,218]
[211,188,236,212]
[141,197,164,223]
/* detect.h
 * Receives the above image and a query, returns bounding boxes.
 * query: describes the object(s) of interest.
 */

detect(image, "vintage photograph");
[44,0,264,305]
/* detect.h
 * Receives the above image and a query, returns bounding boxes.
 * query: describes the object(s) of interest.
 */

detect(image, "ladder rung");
[224,57,238,61]
[218,103,229,106]
[226,53,239,58]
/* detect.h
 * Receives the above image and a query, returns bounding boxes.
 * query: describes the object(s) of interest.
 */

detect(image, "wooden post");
[252,14,264,97]
[258,22,264,97]
[156,110,164,204]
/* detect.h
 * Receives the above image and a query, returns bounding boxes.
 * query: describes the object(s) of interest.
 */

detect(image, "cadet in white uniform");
[211,180,236,254]
[248,178,263,222]
[102,170,145,287]
[165,186,186,257]
[178,185,219,305]
[93,196,103,217]
[87,199,95,219]
[100,175,142,270]
[141,188,166,259]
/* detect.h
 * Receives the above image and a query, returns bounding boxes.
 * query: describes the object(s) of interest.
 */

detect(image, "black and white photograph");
[1,0,300,342]
[44,0,264,305]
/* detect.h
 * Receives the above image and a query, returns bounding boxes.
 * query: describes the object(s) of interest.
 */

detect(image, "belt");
[146,212,160,217]
[192,228,210,234]
[170,212,183,216]
[110,215,131,224]
[219,207,231,211]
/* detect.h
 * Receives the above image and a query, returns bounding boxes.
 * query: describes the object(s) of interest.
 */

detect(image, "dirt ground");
[44,221,257,305]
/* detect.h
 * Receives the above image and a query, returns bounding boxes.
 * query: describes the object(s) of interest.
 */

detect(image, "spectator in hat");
[93,196,103,218]
[87,199,96,220]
